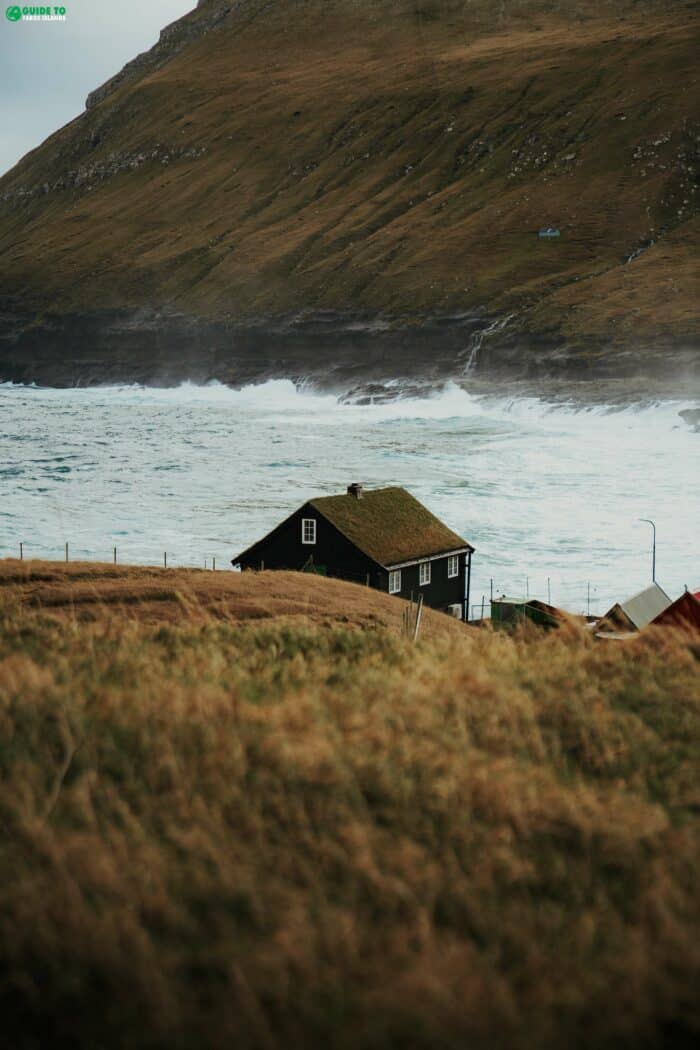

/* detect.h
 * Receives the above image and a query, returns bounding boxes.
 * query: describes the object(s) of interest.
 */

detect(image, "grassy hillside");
[0,558,465,638]
[0,0,698,382]
[1,561,700,1048]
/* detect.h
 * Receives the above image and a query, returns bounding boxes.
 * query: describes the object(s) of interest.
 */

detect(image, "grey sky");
[0,0,196,176]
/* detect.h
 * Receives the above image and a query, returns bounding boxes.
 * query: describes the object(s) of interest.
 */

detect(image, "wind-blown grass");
[1,597,699,1049]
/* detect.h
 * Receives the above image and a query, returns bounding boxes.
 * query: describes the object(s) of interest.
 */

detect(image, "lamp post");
[639,518,656,582]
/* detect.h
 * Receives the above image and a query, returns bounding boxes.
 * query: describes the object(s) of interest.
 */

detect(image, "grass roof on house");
[310,487,471,567]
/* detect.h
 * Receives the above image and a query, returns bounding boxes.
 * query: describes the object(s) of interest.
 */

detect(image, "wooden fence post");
[413,595,424,643]
[19,542,23,561]
[65,542,69,563]
[164,552,167,569]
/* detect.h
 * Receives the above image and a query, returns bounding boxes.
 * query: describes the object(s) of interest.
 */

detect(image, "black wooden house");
[232,484,474,619]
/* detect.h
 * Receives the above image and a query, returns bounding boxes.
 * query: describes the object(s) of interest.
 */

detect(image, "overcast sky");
[0,0,196,176]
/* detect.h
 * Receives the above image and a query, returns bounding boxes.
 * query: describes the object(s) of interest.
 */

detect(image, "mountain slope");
[0,0,698,387]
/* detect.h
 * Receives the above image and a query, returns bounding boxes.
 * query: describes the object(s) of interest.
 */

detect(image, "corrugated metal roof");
[311,487,471,568]
[619,582,672,629]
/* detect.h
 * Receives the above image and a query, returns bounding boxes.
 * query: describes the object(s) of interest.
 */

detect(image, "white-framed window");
[447,554,459,578]
[301,518,316,544]
[388,569,402,594]
[419,561,431,586]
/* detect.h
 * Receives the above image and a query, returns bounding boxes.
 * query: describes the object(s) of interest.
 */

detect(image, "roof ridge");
[311,484,405,501]
[309,486,470,566]
[623,581,671,604]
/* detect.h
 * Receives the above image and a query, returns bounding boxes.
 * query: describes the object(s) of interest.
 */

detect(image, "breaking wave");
[2,377,697,431]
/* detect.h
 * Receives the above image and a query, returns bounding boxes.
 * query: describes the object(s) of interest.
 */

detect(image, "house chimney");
[347,483,363,499]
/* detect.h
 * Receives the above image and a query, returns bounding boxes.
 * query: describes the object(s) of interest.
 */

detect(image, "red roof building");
[652,589,700,631]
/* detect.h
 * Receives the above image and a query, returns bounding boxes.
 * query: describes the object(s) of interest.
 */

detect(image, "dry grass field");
[1,559,700,1048]
[0,559,465,638]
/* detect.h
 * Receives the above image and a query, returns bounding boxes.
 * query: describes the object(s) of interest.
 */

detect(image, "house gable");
[233,502,384,583]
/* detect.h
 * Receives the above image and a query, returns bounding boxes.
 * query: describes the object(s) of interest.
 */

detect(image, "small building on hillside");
[598,582,671,632]
[491,596,566,629]
[232,484,474,619]
[652,588,700,632]
[538,227,561,238]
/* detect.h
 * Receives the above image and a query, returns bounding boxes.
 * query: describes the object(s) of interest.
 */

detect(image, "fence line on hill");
[13,542,224,573]
[470,580,601,621]
[7,542,603,618]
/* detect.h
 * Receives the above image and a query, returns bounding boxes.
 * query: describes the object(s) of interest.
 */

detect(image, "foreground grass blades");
[1,602,699,1049]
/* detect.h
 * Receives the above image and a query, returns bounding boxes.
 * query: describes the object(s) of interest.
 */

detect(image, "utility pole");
[639,519,656,582]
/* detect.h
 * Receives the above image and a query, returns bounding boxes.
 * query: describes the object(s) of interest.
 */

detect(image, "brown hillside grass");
[0,559,465,638]
[1,564,699,1048]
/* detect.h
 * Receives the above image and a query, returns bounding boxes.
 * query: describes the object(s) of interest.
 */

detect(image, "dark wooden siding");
[236,505,469,616]
[236,503,382,585]
[381,553,466,613]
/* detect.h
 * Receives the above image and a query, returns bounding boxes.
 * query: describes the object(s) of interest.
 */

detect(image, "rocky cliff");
[0,0,698,389]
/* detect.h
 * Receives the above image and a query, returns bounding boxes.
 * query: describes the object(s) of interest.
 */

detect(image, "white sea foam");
[4,377,693,427]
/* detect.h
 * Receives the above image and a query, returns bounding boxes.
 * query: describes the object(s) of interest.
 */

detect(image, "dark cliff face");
[2,305,695,399]
[0,0,698,388]
[0,306,484,390]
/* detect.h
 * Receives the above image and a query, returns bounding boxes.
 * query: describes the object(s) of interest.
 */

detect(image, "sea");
[1,378,698,618]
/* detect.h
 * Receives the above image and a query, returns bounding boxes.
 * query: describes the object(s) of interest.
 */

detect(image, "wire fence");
[6,544,619,619]
[469,575,605,621]
[9,541,227,573]
[6,544,379,586]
